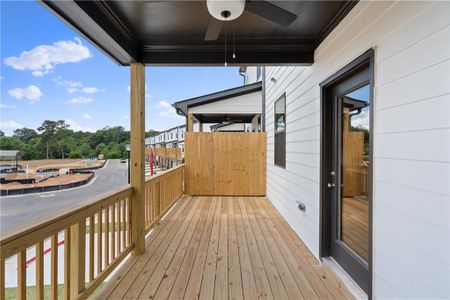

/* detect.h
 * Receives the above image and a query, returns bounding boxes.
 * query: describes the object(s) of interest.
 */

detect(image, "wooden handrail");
[0,186,132,256]
[1,186,134,299]
[1,164,186,299]
[145,163,184,184]
[144,164,185,233]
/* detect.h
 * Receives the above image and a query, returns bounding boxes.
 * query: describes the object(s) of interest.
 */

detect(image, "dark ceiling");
[41,0,357,66]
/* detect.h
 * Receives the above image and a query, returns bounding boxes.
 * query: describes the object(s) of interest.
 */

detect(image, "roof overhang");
[40,0,357,66]
[194,113,258,123]
[173,81,262,116]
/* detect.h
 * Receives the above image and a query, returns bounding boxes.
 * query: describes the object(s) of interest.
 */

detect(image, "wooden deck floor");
[97,196,354,299]
[342,197,369,262]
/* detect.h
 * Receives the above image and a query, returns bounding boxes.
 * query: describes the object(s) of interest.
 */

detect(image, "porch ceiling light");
[207,0,245,21]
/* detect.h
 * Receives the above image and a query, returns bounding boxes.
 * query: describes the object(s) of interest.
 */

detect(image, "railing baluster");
[97,210,103,274]
[89,215,95,282]
[157,180,161,216]
[36,241,44,299]
[128,197,132,245]
[64,229,70,300]
[51,234,58,300]
[0,186,137,300]
[69,221,86,298]
[0,257,4,300]
[111,204,116,260]
[17,250,27,299]
[118,201,122,253]
[105,206,110,267]
[121,200,126,250]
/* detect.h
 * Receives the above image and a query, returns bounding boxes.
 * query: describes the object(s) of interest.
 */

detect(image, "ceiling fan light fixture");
[207,0,245,21]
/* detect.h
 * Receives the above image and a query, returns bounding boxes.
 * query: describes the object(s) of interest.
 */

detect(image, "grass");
[5,283,104,300]
[5,284,64,300]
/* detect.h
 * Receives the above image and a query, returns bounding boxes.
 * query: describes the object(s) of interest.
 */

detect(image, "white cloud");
[67,97,94,104]
[350,108,369,130]
[4,38,92,77]
[124,115,130,120]
[82,87,104,94]
[53,77,83,93]
[0,103,17,109]
[65,119,95,132]
[53,77,104,94]
[156,100,172,109]
[82,113,91,120]
[1,120,24,135]
[156,100,180,118]
[8,85,43,101]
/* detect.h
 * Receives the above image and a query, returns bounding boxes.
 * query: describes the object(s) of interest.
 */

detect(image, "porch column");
[130,63,146,255]
[187,113,194,132]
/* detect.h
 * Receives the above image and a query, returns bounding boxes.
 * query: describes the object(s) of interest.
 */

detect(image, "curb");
[1,172,95,196]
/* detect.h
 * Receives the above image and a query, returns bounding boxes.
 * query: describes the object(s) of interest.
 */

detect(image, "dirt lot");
[0,173,92,190]
[17,159,104,171]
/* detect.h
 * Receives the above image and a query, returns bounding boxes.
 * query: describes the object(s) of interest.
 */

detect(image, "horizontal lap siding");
[265,1,449,298]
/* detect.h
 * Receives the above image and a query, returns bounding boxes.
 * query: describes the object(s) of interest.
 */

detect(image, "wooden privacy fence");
[144,165,184,233]
[184,132,266,196]
[0,165,185,300]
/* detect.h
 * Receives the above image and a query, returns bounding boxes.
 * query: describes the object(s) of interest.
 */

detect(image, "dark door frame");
[319,49,374,297]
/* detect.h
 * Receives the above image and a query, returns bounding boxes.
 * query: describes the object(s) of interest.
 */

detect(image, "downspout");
[239,68,246,85]
[261,66,266,132]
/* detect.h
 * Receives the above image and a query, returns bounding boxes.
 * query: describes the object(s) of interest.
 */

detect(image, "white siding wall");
[245,66,261,84]
[264,1,449,298]
[188,91,262,114]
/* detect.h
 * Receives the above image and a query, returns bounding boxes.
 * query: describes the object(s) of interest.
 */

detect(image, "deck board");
[98,196,354,300]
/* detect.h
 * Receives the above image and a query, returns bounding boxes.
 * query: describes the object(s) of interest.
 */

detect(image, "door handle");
[327,182,335,189]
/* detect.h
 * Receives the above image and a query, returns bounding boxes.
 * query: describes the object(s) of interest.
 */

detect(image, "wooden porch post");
[187,113,194,132]
[130,63,146,255]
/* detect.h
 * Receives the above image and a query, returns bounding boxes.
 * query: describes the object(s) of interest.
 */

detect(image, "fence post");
[130,63,146,255]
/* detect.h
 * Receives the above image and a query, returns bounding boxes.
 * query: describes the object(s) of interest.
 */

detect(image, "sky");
[0,1,244,136]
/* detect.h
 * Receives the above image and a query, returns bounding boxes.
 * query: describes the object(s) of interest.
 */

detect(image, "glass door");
[328,68,371,293]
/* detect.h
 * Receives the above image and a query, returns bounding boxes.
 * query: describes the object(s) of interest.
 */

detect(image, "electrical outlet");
[297,201,306,212]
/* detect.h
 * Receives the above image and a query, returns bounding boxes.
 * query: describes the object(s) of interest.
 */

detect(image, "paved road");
[0,159,128,233]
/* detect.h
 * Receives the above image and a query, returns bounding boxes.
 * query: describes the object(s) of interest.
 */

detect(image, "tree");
[95,143,109,157]
[79,143,92,157]
[21,137,44,160]
[55,120,71,159]
[0,130,4,137]
[0,136,24,150]
[145,129,160,138]
[13,128,38,143]
[38,120,58,159]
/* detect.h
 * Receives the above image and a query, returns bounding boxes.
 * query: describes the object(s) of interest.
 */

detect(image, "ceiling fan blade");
[204,19,223,41]
[245,0,297,27]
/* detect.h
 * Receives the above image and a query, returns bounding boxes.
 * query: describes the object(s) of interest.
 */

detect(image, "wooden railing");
[0,165,186,299]
[144,164,184,233]
[0,187,133,299]
[150,147,183,160]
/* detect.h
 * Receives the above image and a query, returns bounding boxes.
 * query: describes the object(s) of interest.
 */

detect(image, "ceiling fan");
[205,0,297,41]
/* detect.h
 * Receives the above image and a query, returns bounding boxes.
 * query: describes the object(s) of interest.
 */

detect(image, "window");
[274,94,286,168]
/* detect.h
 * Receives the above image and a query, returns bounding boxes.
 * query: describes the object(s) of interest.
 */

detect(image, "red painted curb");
[26,240,65,266]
